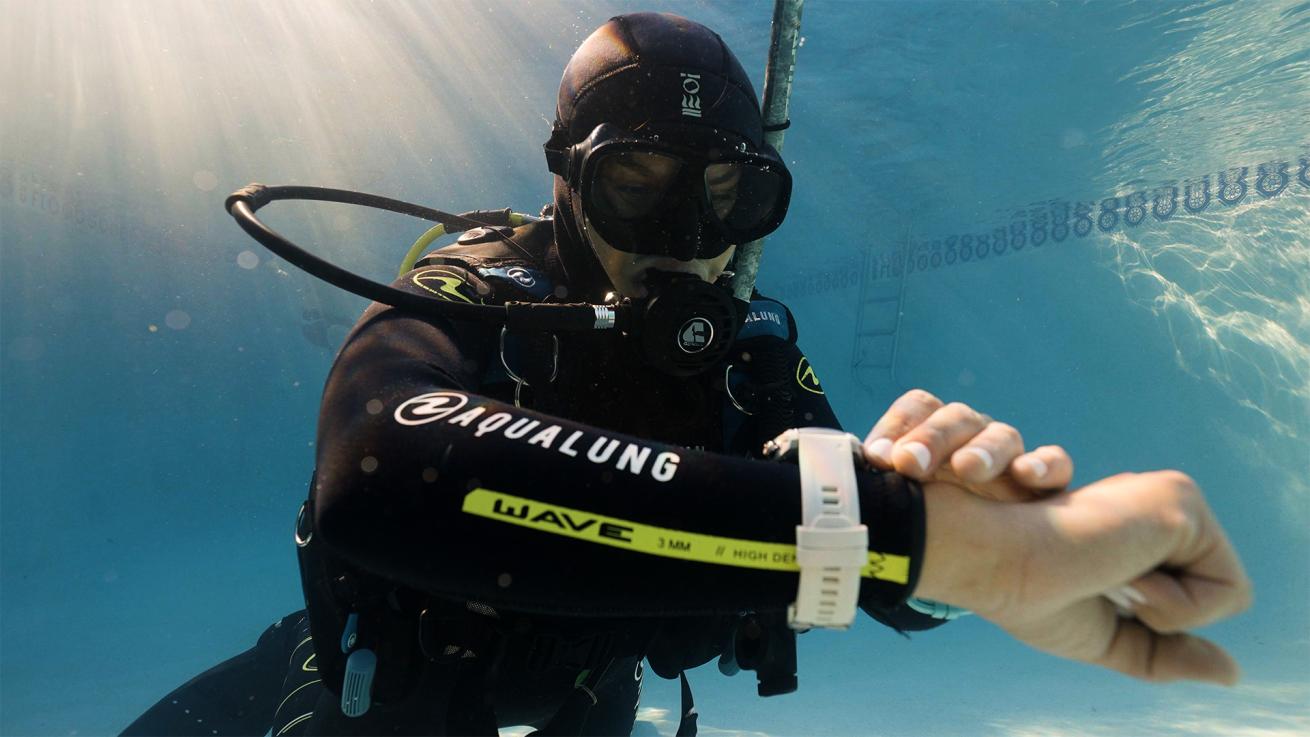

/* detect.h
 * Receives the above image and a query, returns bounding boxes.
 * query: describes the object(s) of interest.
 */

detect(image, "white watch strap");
[785,428,869,631]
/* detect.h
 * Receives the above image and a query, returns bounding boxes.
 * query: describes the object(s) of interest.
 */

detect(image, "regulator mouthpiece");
[631,271,744,377]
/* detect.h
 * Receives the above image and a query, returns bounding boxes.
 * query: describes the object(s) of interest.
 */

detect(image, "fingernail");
[900,441,932,474]
[865,437,893,464]
[1019,456,1048,480]
[1104,585,1147,613]
[960,447,994,473]
[1120,585,1148,606]
[1103,589,1132,610]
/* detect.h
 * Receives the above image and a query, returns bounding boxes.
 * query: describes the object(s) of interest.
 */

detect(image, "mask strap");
[543,122,572,178]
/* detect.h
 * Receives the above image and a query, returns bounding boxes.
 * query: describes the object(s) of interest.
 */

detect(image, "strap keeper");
[795,525,869,569]
[543,122,572,177]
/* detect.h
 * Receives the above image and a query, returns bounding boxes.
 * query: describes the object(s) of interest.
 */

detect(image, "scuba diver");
[123,11,1250,737]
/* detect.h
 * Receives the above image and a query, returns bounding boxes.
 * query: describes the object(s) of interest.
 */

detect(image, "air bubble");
[1060,128,1087,149]
[9,337,44,362]
[165,310,192,330]
[193,170,218,191]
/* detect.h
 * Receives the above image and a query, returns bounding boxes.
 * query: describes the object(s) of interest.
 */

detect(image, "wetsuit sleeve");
[312,277,926,620]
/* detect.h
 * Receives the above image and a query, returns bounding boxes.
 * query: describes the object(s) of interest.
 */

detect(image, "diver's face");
[583,151,739,298]
[584,214,736,298]
[593,151,742,221]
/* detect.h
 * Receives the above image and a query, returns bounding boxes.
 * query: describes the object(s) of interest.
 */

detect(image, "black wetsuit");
[124,218,942,737]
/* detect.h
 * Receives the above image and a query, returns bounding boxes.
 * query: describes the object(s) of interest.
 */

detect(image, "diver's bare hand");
[915,470,1253,685]
[861,389,1072,501]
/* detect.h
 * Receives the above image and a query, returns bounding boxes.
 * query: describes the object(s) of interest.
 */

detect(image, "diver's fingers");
[1104,472,1254,633]
[862,389,945,469]
[1122,555,1252,634]
[947,421,1024,483]
[945,435,1067,503]
[886,402,992,479]
[1009,445,1074,491]
[1094,619,1241,685]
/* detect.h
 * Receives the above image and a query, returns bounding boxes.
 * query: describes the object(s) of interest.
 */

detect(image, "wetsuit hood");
[548,12,766,300]
[554,12,764,146]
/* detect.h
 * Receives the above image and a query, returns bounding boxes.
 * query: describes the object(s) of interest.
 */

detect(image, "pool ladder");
[850,234,910,395]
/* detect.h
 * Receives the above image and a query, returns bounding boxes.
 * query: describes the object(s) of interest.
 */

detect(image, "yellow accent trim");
[290,636,314,667]
[462,488,909,584]
[412,268,475,304]
[274,679,322,718]
[277,712,315,736]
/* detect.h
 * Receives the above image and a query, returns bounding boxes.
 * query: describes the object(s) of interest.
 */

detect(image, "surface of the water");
[2,1,1308,735]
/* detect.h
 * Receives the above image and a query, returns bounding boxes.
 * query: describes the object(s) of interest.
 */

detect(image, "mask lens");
[590,151,684,220]
[705,163,742,220]
[709,162,785,234]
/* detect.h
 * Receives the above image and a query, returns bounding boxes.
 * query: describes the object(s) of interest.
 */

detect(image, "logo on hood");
[680,72,702,118]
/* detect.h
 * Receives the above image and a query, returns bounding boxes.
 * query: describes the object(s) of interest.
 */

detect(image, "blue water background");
[2,1,1308,735]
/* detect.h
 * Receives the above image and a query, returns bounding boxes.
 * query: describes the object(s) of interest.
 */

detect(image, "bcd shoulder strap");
[415,218,558,302]
[417,219,563,407]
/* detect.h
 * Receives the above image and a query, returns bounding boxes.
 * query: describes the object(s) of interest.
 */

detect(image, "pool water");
[2,1,1307,735]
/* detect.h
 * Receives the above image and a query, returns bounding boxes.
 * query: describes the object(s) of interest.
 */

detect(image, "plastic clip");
[340,649,377,718]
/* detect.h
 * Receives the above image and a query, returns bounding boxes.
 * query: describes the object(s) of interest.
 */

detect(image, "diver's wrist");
[914,482,1011,616]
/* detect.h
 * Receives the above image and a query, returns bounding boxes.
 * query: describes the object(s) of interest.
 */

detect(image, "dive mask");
[545,123,792,260]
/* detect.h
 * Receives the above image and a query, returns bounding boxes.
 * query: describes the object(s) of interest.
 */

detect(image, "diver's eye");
[618,183,656,197]
[601,178,665,213]
[705,163,743,218]
[594,152,683,219]
[597,153,681,196]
